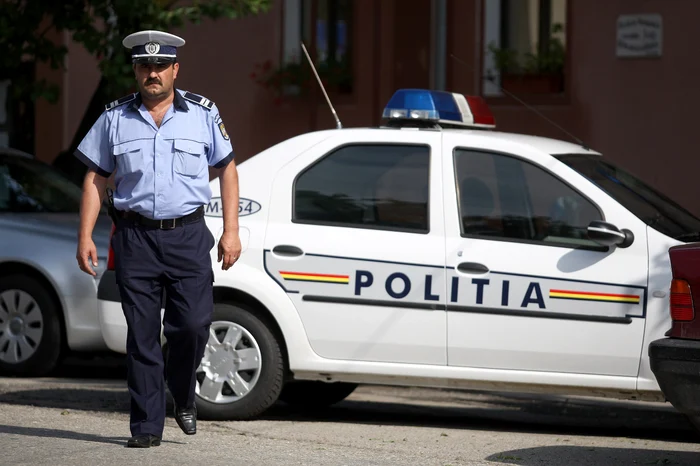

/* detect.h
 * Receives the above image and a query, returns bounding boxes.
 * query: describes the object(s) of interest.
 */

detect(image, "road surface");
[0,357,698,465]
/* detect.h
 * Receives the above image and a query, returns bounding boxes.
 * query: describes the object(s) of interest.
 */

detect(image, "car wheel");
[279,381,358,409]
[0,274,63,376]
[193,303,284,420]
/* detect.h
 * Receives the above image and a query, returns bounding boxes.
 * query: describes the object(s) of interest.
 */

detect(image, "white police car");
[97,89,700,420]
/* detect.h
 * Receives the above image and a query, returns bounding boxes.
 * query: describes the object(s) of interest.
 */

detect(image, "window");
[556,153,700,242]
[0,154,106,214]
[294,144,430,232]
[454,149,602,248]
[282,0,353,94]
[482,0,567,96]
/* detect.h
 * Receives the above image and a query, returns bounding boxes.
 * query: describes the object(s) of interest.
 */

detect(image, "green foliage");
[0,0,272,103]
[251,56,353,103]
[488,22,566,76]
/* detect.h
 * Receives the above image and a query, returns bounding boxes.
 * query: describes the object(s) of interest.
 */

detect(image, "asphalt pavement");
[0,356,699,465]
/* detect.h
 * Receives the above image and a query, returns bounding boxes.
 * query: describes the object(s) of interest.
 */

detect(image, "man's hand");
[217,230,241,271]
[77,236,99,276]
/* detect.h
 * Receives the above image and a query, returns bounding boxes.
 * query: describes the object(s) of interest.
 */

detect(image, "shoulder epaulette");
[105,93,137,111]
[183,91,214,110]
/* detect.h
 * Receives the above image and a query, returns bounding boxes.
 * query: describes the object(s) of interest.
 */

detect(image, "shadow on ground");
[486,446,700,465]
[1,385,697,446]
[0,424,185,447]
[52,354,128,379]
[260,397,698,445]
[0,388,132,413]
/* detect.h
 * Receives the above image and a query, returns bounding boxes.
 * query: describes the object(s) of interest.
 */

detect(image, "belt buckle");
[160,218,176,230]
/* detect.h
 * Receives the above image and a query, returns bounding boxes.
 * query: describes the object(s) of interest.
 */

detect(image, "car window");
[0,154,99,213]
[294,144,430,233]
[454,149,603,248]
[555,153,700,241]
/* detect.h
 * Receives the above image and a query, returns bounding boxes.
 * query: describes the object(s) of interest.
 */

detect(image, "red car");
[649,243,700,432]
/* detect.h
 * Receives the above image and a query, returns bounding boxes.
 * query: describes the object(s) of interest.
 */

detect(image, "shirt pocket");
[113,143,143,174]
[173,139,205,177]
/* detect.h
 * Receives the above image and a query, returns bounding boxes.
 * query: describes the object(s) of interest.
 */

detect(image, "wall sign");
[617,14,663,58]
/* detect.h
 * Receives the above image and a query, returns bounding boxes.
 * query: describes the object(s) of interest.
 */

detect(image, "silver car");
[0,147,113,376]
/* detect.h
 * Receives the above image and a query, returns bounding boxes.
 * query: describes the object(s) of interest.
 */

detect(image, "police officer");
[74,30,241,448]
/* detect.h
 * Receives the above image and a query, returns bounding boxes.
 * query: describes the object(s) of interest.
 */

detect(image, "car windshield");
[555,153,700,241]
[0,153,104,214]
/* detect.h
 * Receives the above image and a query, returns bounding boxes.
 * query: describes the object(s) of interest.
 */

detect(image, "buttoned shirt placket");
[136,103,177,220]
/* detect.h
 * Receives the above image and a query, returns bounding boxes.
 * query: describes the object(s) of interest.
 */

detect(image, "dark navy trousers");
[112,216,215,437]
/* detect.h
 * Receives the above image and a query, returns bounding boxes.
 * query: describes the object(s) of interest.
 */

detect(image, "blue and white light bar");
[382,89,496,129]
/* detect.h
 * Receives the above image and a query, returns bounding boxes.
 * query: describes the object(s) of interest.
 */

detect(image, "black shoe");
[174,403,197,435]
[127,434,161,448]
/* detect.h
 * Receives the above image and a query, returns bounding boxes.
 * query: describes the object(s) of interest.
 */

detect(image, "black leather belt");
[117,206,205,229]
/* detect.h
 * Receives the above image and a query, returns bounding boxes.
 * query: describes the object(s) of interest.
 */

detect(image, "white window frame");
[482,0,503,96]
[283,0,303,64]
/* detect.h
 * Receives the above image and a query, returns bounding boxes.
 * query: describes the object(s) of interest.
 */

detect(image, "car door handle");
[457,262,489,274]
[272,245,304,257]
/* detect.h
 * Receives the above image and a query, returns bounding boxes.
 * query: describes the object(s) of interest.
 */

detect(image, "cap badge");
[145,42,160,55]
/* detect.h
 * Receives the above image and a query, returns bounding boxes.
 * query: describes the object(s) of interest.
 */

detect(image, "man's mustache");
[145,79,161,85]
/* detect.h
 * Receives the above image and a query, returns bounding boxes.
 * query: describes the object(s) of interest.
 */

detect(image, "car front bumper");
[649,337,700,421]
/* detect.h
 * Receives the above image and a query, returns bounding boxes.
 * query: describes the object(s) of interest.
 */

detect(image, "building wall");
[33,0,700,217]
[34,29,69,165]
[571,0,700,217]
[449,0,700,216]
[64,38,102,151]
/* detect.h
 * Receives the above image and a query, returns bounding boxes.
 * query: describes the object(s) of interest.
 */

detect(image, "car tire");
[279,381,358,409]
[0,274,63,376]
[194,302,284,421]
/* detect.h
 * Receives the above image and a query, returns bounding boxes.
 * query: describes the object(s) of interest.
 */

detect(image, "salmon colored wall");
[570,0,700,216]
[447,0,479,95]
[64,39,102,151]
[34,29,67,164]
[145,0,291,163]
[377,0,397,122]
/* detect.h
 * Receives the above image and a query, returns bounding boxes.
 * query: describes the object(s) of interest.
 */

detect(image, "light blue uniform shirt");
[75,89,234,219]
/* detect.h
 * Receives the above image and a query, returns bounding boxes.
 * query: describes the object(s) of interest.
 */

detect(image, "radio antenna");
[449,53,589,151]
[301,41,342,129]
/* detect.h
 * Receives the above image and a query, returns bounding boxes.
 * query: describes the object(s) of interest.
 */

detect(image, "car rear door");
[263,130,447,365]
[442,132,650,379]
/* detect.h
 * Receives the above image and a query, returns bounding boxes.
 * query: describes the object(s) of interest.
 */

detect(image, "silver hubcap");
[195,320,262,404]
[0,290,44,364]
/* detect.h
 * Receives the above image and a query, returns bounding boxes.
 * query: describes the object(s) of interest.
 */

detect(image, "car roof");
[292,127,602,157]
[441,128,602,156]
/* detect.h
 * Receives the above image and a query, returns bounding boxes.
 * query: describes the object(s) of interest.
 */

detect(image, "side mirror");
[587,220,634,248]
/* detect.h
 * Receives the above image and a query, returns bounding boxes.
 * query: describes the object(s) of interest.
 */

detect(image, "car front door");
[263,130,447,365]
[442,133,650,379]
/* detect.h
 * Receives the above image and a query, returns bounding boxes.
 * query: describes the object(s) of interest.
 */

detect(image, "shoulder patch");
[105,93,137,111]
[183,91,214,110]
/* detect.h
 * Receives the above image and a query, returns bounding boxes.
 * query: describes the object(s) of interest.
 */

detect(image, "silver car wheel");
[0,289,44,364]
[195,320,262,404]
